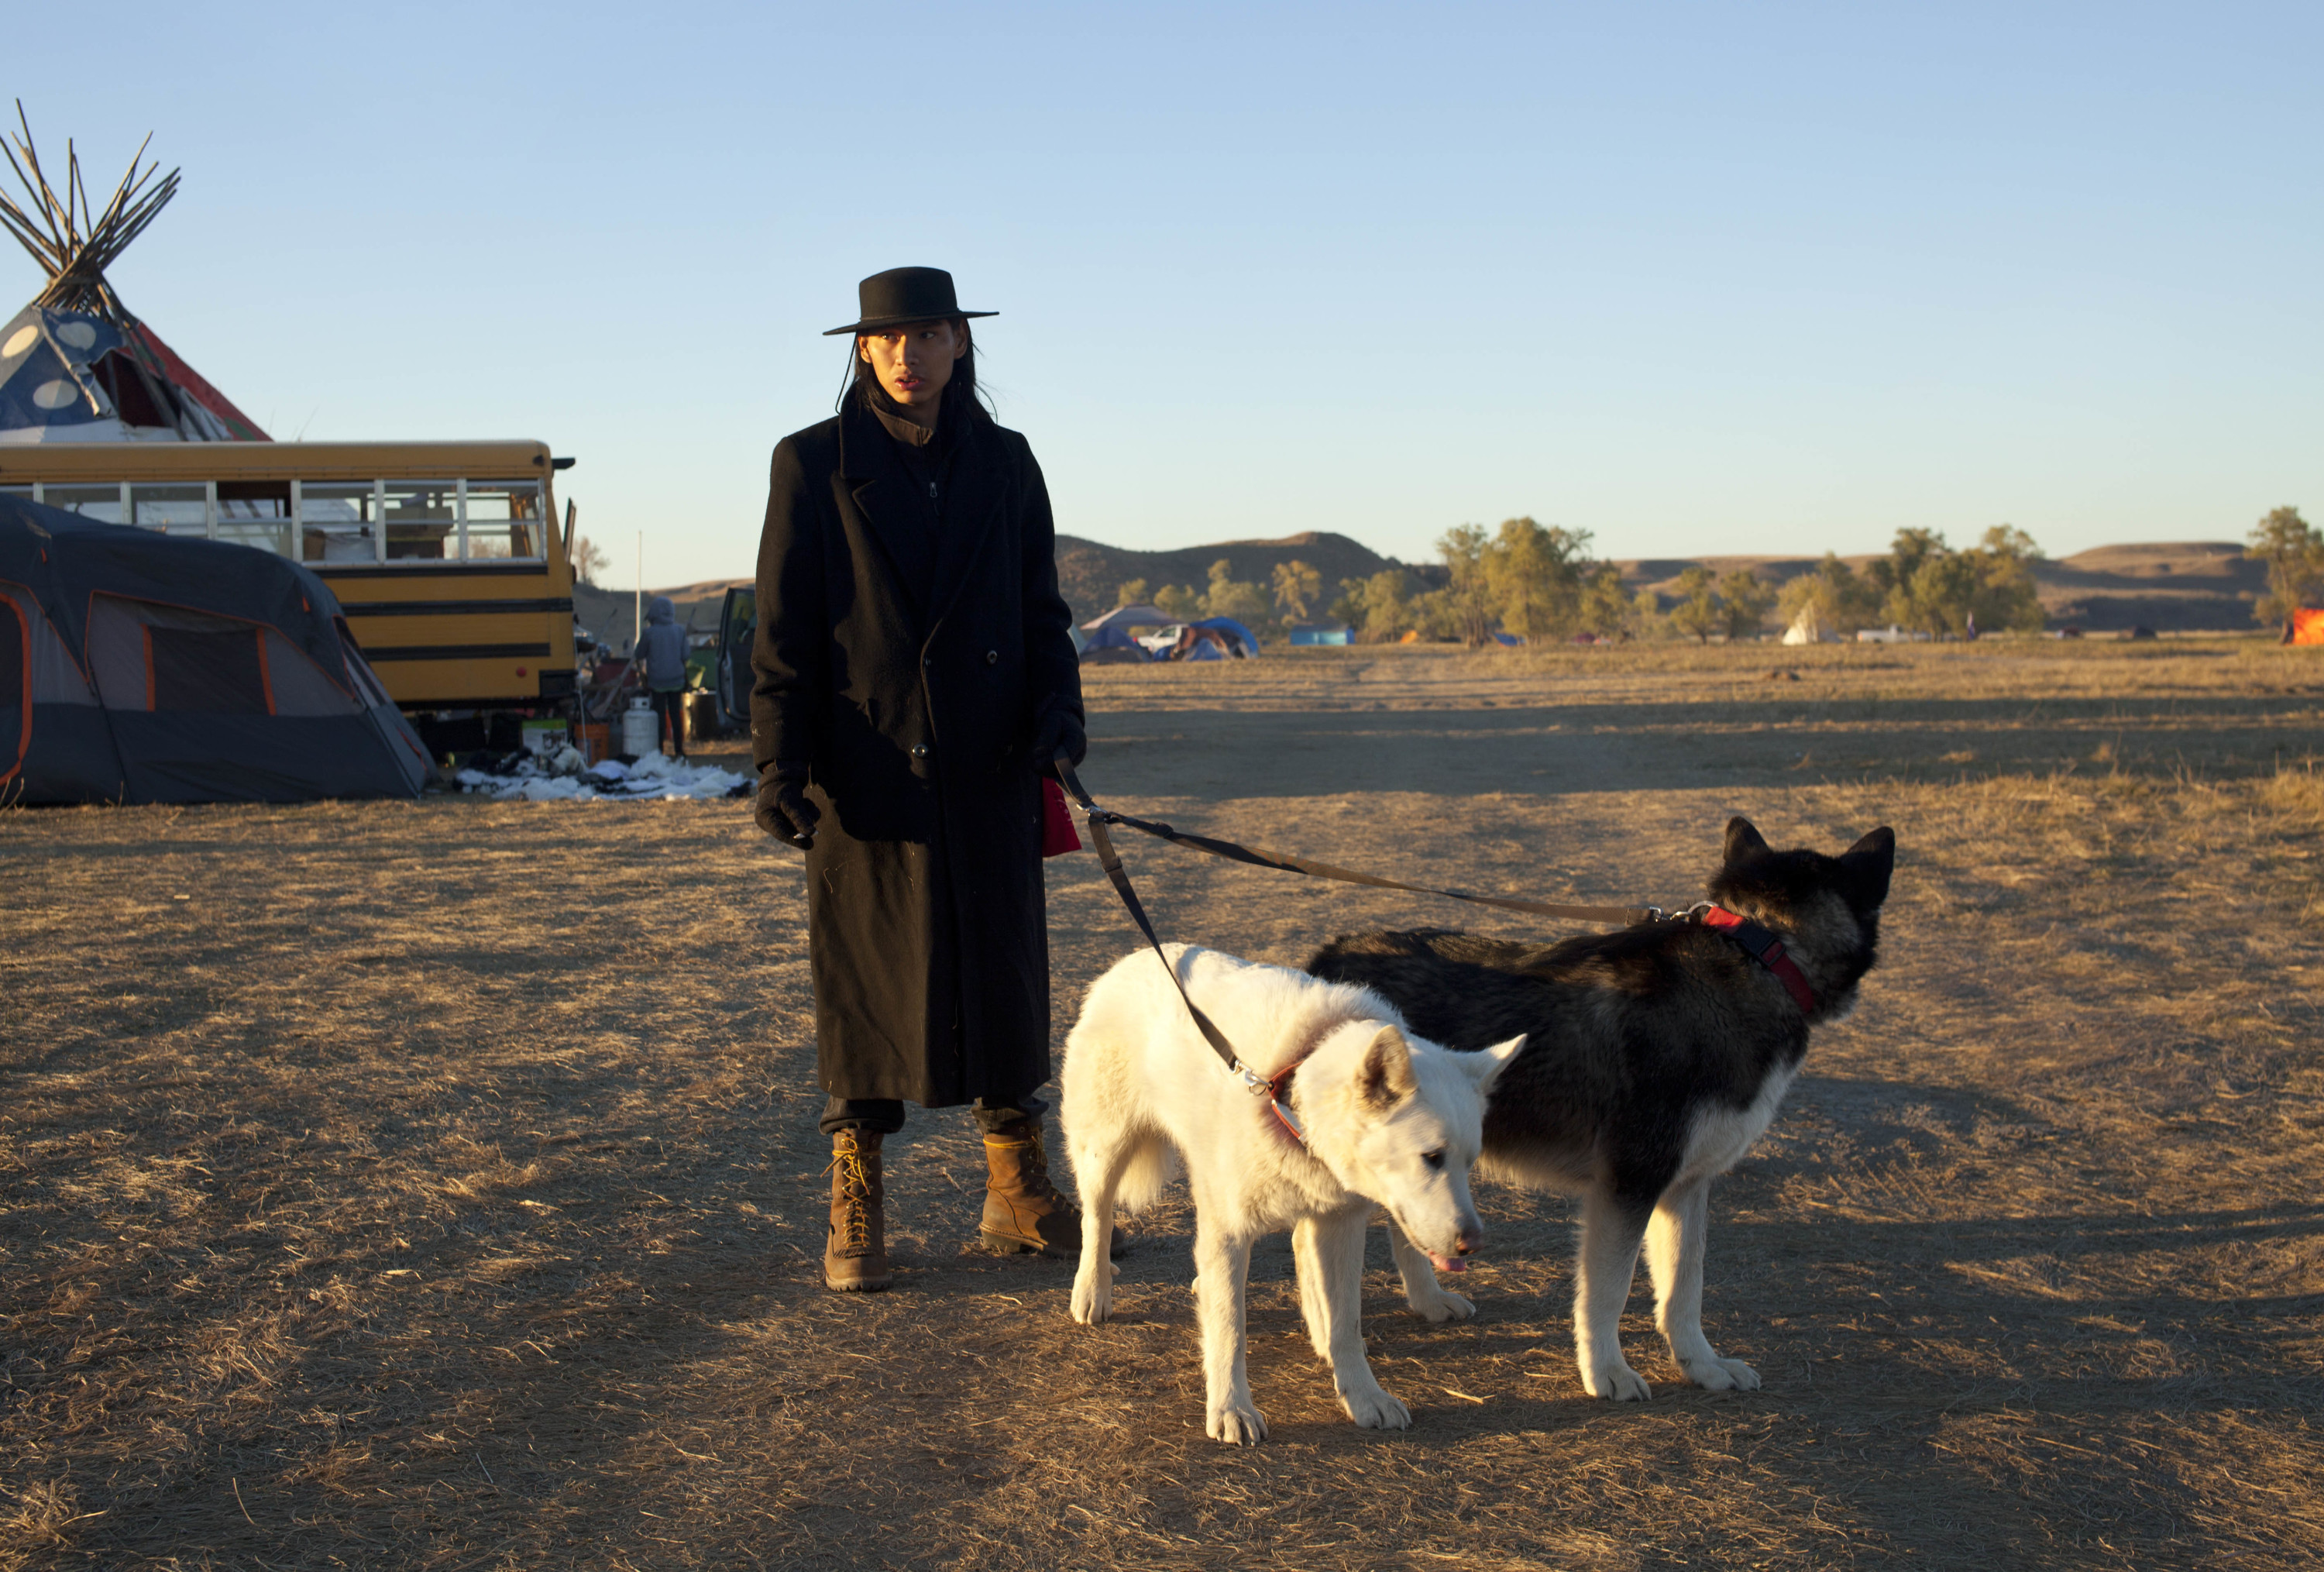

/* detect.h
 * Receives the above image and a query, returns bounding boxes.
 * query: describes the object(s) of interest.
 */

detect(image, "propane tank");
[620,695,660,758]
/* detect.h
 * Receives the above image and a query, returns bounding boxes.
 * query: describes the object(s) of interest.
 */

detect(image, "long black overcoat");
[751,395,1084,1106]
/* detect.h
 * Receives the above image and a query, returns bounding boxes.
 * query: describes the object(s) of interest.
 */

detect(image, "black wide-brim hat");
[823,267,997,336]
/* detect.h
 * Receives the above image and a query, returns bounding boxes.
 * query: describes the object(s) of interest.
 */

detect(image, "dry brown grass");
[4,639,2322,1569]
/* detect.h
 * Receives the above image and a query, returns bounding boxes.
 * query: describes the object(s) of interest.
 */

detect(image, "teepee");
[0,104,266,443]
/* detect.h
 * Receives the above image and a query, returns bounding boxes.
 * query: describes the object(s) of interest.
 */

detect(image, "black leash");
[1051,762,1663,930]
[1051,761,1281,1099]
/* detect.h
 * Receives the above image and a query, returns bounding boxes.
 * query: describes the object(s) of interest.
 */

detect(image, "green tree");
[1411,586,1462,642]
[1577,562,1633,638]
[1270,559,1322,624]
[1116,578,1149,607]
[1970,525,2045,634]
[1153,583,1203,621]
[1436,525,1497,645]
[1865,527,1947,626]
[1881,525,2047,638]
[1632,588,1669,640]
[1483,517,1593,641]
[1717,568,1776,642]
[2247,505,2323,633]
[1198,558,1272,628]
[1899,551,1984,638]
[1337,569,1416,642]
[1669,566,1721,643]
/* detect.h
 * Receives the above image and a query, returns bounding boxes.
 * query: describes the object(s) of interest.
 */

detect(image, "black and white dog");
[1307,817,1894,1400]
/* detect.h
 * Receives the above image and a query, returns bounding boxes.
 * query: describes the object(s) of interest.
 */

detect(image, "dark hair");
[836,318,995,422]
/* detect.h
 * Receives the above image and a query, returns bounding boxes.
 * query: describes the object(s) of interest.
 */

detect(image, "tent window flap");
[146,625,271,713]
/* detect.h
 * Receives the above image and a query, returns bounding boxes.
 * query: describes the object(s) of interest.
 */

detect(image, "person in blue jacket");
[634,595,691,761]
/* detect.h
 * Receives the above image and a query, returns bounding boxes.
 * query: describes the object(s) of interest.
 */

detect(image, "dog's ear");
[1461,1034,1526,1096]
[1841,826,1896,908]
[1359,1026,1418,1110]
[1724,817,1770,865]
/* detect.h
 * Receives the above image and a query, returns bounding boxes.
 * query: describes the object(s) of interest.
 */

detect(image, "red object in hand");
[1040,777,1082,857]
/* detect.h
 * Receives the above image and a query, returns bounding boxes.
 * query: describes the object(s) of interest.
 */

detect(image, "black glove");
[1029,709,1087,773]
[755,767,819,849]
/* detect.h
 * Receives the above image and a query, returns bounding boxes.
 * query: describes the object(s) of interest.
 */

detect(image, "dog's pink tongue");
[1428,1251,1468,1274]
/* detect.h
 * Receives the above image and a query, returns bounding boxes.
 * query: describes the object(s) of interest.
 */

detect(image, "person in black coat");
[752,267,1088,1292]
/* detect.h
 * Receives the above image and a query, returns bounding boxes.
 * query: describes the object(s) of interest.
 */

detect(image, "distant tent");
[2289,609,2324,646]
[1192,617,1260,658]
[1286,624,1353,646]
[0,108,267,444]
[1078,604,1171,664]
[1,495,430,803]
[1082,605,1173,635]
[1780,606,1831,645]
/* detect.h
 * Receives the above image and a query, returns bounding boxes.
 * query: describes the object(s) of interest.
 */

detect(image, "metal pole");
[634,531,642,655]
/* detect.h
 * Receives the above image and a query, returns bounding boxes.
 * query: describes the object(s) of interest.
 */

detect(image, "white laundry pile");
[453,746,751,803]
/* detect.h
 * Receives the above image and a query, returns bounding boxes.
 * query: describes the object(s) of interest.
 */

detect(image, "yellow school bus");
[0,441,577,709]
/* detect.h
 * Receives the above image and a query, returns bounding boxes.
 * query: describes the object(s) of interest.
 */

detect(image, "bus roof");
[0,440,557,483]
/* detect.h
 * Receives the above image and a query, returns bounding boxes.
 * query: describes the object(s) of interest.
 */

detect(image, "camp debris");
[452,748,751,804]
[0,494,431,803]
[0,104,266,443]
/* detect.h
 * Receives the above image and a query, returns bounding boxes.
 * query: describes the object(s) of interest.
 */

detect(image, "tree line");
[1106,504,2319,646]
[1316,518,2047,645]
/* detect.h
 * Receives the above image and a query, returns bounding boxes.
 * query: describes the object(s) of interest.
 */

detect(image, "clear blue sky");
[10,2,2319,587]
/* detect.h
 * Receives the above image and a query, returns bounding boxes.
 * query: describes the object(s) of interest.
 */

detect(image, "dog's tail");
[1111,1132,1182,1217]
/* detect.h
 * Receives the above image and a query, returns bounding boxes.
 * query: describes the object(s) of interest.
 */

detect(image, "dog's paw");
[1340,1383,1412,1431]
[1408,1288,1476,1324]
[1682,1354,1761,1392]
[1583,1360,1653,1402]
[1069,1268,1112,1326]
[1206,1397,1268,1446]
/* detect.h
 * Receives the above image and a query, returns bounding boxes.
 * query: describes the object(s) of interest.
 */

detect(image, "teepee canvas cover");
[0,106,266,444]
[0,494,430,803]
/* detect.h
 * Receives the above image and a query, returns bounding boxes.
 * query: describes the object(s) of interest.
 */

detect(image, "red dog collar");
[1698,906,1820,1015]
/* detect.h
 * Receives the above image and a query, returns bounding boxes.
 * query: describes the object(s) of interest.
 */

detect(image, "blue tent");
[1192,617,1260,657]
[0,495,431,803]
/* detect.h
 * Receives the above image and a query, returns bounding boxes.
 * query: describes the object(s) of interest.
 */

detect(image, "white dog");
[1062,944,1521,1445]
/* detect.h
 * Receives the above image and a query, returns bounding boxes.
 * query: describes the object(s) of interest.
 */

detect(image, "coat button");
[985,650,998,665]
[911,744,929,759]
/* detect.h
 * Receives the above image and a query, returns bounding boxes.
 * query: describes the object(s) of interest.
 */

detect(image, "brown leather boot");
[823,1129,890,1292]
[980,1117,1084,1257]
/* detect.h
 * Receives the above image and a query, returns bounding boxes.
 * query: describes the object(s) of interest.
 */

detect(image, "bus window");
[131,483,208,535]
[298,481,371,562]
[462,480,544,560]
[43,483,124,522]
[218,481,292,556]
[384,480,455,560]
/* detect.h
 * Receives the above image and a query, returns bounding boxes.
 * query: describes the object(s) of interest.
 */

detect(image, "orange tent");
[2289,609,2324,645]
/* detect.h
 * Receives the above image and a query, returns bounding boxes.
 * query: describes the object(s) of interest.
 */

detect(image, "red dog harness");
[1697,906,1820,1015]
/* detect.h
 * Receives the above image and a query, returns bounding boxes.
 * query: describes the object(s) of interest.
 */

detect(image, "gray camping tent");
[0,494,431,803]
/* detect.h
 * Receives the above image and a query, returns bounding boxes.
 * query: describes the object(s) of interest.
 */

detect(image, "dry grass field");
[5,637,2322,1570]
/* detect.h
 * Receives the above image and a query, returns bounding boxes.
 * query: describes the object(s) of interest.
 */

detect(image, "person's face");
[858,319,964,411]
